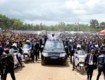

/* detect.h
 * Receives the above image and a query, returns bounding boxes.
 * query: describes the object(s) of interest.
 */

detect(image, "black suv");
[41,40,67,65]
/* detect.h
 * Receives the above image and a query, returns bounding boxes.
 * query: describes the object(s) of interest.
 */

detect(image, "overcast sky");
[0,0,105,25]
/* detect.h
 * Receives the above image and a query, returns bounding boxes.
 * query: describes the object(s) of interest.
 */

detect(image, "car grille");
[48,52,60,56]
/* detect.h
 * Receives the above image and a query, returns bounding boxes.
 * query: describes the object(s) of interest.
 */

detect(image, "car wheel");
[63,61,67,65]
[41,59,47,65]
[80,67,85,74]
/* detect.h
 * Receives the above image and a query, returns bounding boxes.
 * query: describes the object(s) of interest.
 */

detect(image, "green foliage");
[100,22,105,28]
[0,14,105,31]
[90,19,99,28]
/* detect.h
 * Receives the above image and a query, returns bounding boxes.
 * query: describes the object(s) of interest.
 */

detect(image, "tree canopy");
[0,14,105,31]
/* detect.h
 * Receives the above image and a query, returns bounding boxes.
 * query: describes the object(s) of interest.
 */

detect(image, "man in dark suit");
[33,40,40,62]
[85,49,97,80]
[40,37,46,46]
[96,46,105,80]
[68,40,75,64]
[40,37,46,53]
[0,43,4,80]
[2,49,16,80]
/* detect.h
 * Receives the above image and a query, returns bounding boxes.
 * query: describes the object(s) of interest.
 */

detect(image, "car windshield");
[78,50,86,55]
[44,40,64,51]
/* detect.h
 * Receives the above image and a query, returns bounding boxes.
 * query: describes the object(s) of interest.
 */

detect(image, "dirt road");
[7,59,104,80]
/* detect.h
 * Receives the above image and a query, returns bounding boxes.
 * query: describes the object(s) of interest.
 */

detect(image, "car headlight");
[42,52,48,57]
[79,58,85,62]
[60,53,66,57]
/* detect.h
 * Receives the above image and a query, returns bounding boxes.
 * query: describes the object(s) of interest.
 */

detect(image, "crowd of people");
[61,33,105,80]
[0,31,47,80]
[0,31,105,80]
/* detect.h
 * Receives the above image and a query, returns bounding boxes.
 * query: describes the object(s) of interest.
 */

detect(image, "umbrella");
[98,29,105,34]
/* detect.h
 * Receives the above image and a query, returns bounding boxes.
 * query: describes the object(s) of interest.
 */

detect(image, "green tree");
[0,14,9,29]
[11,19,23,30]
[100,22,105,28]
[90,19,99,28]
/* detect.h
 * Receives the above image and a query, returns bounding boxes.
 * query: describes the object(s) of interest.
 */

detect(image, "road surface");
[7,59,104,80]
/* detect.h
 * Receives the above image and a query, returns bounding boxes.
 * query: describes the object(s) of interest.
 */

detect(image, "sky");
[0,0,105,25]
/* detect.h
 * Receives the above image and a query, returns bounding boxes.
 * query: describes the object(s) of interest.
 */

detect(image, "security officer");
[72,45,81,71]
[31,40,36,63]
[33,39,40,62]
[63,38,69,58]
[34,40,40,61]
[85,49,97,80]
[0,42,4,80]
[2,48,16,80]
[68,39,75,64]
[40,37,46,53]
[10,43,23,67]
[96,46,105,80]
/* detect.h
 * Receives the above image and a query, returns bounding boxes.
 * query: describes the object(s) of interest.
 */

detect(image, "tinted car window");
[44,40,64,51]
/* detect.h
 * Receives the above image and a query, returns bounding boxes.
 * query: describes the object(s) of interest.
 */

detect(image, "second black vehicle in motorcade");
[41,39,67,65]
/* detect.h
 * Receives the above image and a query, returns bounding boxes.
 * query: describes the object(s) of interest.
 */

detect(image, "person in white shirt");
[50,34,56,40]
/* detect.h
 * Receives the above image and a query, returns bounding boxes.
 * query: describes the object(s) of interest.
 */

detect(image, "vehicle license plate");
[51,53,58,56]
[50,56,58,59]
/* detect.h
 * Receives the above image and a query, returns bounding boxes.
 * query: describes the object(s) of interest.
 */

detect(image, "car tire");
[41,56,46,65]
[63,61,67,65]
[41,59,47,65]
[80,67,85,74]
